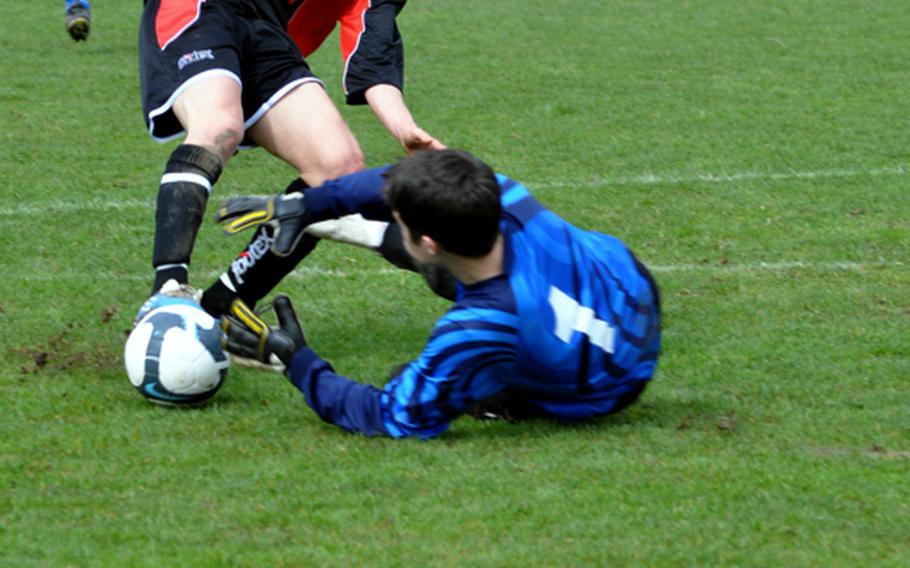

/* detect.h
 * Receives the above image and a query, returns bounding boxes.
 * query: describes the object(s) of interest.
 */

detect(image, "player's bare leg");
[174,76,245,164]
[250,82,364,186]
[149,76,243,294]
[201,82,364,316]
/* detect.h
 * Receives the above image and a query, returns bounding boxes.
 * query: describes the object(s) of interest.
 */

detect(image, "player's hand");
[215,193,309,256]
[401,127,446,155]
[220,295,307,370]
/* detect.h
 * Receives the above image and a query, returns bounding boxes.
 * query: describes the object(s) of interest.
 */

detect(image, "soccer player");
[65,0,91,41]
[138,0,443,321]
[218,150,662,438]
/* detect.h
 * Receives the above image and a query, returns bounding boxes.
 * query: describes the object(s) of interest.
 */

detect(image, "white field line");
[14,259,905,283]
[1,164,908,217]
[0,197,156,217]
[648,259,905,273]
[530,164,909,189]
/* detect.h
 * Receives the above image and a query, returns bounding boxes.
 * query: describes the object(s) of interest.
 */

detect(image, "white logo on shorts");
[177,49,215,71]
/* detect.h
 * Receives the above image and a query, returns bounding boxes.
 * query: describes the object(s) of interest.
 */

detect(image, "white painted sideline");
[0,197,155,217]
[1,163,907,217]
[16,259,905,283]
[648,259,905,273]
[530,164,909,189]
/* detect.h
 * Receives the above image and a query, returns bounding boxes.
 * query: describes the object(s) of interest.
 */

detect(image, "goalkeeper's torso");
[496,177,662,395]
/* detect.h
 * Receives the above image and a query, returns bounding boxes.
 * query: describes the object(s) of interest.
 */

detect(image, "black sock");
[201,177,313,315]
[151,144,222,293]
[200,276,236,317]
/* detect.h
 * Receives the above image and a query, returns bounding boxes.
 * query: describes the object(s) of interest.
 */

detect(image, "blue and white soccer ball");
[124,303,229,406]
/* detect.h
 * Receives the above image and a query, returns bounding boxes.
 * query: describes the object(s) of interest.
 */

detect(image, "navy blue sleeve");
[286,347,390,437]
[303,166,394,223]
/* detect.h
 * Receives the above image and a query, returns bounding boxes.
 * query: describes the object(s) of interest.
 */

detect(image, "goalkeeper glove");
[220,295,307,370]
[215,193,309,256]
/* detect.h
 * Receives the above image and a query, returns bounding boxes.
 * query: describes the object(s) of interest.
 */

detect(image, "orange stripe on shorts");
[156,0,205,50]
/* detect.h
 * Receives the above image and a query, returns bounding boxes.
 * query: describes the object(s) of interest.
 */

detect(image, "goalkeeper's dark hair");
[383,150,501,257]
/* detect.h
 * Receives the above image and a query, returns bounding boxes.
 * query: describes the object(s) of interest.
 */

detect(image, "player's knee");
[210,125,243,160]
[185,123,243,162]
[320,146,364,178]
[327,147,366,178]
[294,141,363,185]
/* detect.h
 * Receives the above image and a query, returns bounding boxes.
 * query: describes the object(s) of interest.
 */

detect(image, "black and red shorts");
[139,0,322,142]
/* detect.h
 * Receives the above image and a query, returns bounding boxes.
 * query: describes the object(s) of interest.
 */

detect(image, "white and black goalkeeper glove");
[220,295,307,370]
[215,192,309,256]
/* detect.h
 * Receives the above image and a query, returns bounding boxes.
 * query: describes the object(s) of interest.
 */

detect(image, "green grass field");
[1,1,908,565]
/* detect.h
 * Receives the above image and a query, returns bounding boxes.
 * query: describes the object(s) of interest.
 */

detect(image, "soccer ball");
[125,303,229,406]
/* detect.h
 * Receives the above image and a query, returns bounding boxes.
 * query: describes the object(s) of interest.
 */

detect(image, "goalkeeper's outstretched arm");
[286,348,390,436]
[216,166,395,257]
[221,295,394,436]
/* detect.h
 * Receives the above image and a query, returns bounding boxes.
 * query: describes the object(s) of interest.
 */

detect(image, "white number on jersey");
[548,286,616,354]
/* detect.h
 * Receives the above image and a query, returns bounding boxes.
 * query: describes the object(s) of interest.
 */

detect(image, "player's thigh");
[172,75,245,161]
[248,82,364,186]
[140,0,245,154]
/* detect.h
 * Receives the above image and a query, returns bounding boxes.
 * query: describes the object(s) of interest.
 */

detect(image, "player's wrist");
[287,346,323,383]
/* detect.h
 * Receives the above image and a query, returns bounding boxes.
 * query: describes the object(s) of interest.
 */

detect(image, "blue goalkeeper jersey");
[287,168,661,438]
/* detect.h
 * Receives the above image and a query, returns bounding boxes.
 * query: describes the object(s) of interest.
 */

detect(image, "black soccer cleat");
[65,2,91,42]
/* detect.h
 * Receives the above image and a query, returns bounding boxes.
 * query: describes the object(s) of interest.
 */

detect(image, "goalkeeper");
[219,150,662,438]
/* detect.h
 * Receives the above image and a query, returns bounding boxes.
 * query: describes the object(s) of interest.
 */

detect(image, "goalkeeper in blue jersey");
[217,150,662,438]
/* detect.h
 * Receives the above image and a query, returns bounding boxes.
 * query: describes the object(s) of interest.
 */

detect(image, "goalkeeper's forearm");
[302,166,394,223]
[286,347,392,437]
